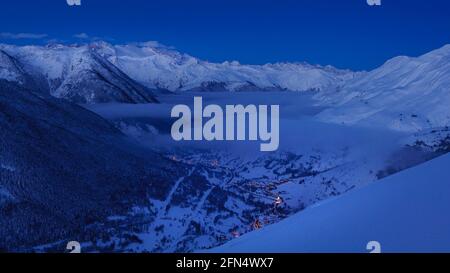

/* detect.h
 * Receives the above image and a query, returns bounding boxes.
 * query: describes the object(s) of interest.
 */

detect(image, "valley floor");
[82,91,446,252]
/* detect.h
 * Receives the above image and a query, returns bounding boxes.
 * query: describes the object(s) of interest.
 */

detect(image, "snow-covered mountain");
[93,41,355,92]
[0,44,158,104]
[213,152,450,253]
[0,41,357,102]
[2,42,449,110]
[2,41,450,253]
[317,44,450,132]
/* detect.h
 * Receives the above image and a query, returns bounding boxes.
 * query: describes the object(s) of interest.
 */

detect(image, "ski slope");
[213,153,450,253]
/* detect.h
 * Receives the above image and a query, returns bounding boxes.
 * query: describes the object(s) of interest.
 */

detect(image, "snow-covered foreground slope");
[317,44,450,132]
[212,152,450,253]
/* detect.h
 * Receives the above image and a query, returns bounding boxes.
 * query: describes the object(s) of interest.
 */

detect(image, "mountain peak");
[317,44,450,132]
[432,43,450,54]
[420,44,450,59]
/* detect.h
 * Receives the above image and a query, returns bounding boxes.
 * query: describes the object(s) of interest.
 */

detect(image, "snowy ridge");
[94,41,355,92]
[317,44,450,132]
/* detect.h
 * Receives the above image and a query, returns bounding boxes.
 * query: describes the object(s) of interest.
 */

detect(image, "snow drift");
[213,152,450,253]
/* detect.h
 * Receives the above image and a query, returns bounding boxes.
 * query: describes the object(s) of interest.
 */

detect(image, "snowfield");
[213,152,450,253]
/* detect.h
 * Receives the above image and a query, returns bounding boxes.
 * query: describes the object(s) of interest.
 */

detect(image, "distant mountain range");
[0,41,355,103]
[1,42,449,134]
[92,41,355,92]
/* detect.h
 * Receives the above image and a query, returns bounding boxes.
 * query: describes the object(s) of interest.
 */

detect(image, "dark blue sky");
[1,0,449,70]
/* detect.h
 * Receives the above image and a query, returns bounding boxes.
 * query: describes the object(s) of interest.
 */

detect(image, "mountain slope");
[54,49,158,103]
[316,44,450,132]
[0,50,24,83]
[0,80,179,251]
[212,152,450,253]
[0,44,158,104]
[0,50,36,88]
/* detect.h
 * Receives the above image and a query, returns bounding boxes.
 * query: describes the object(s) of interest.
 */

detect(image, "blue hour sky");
[0,0,449,70]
